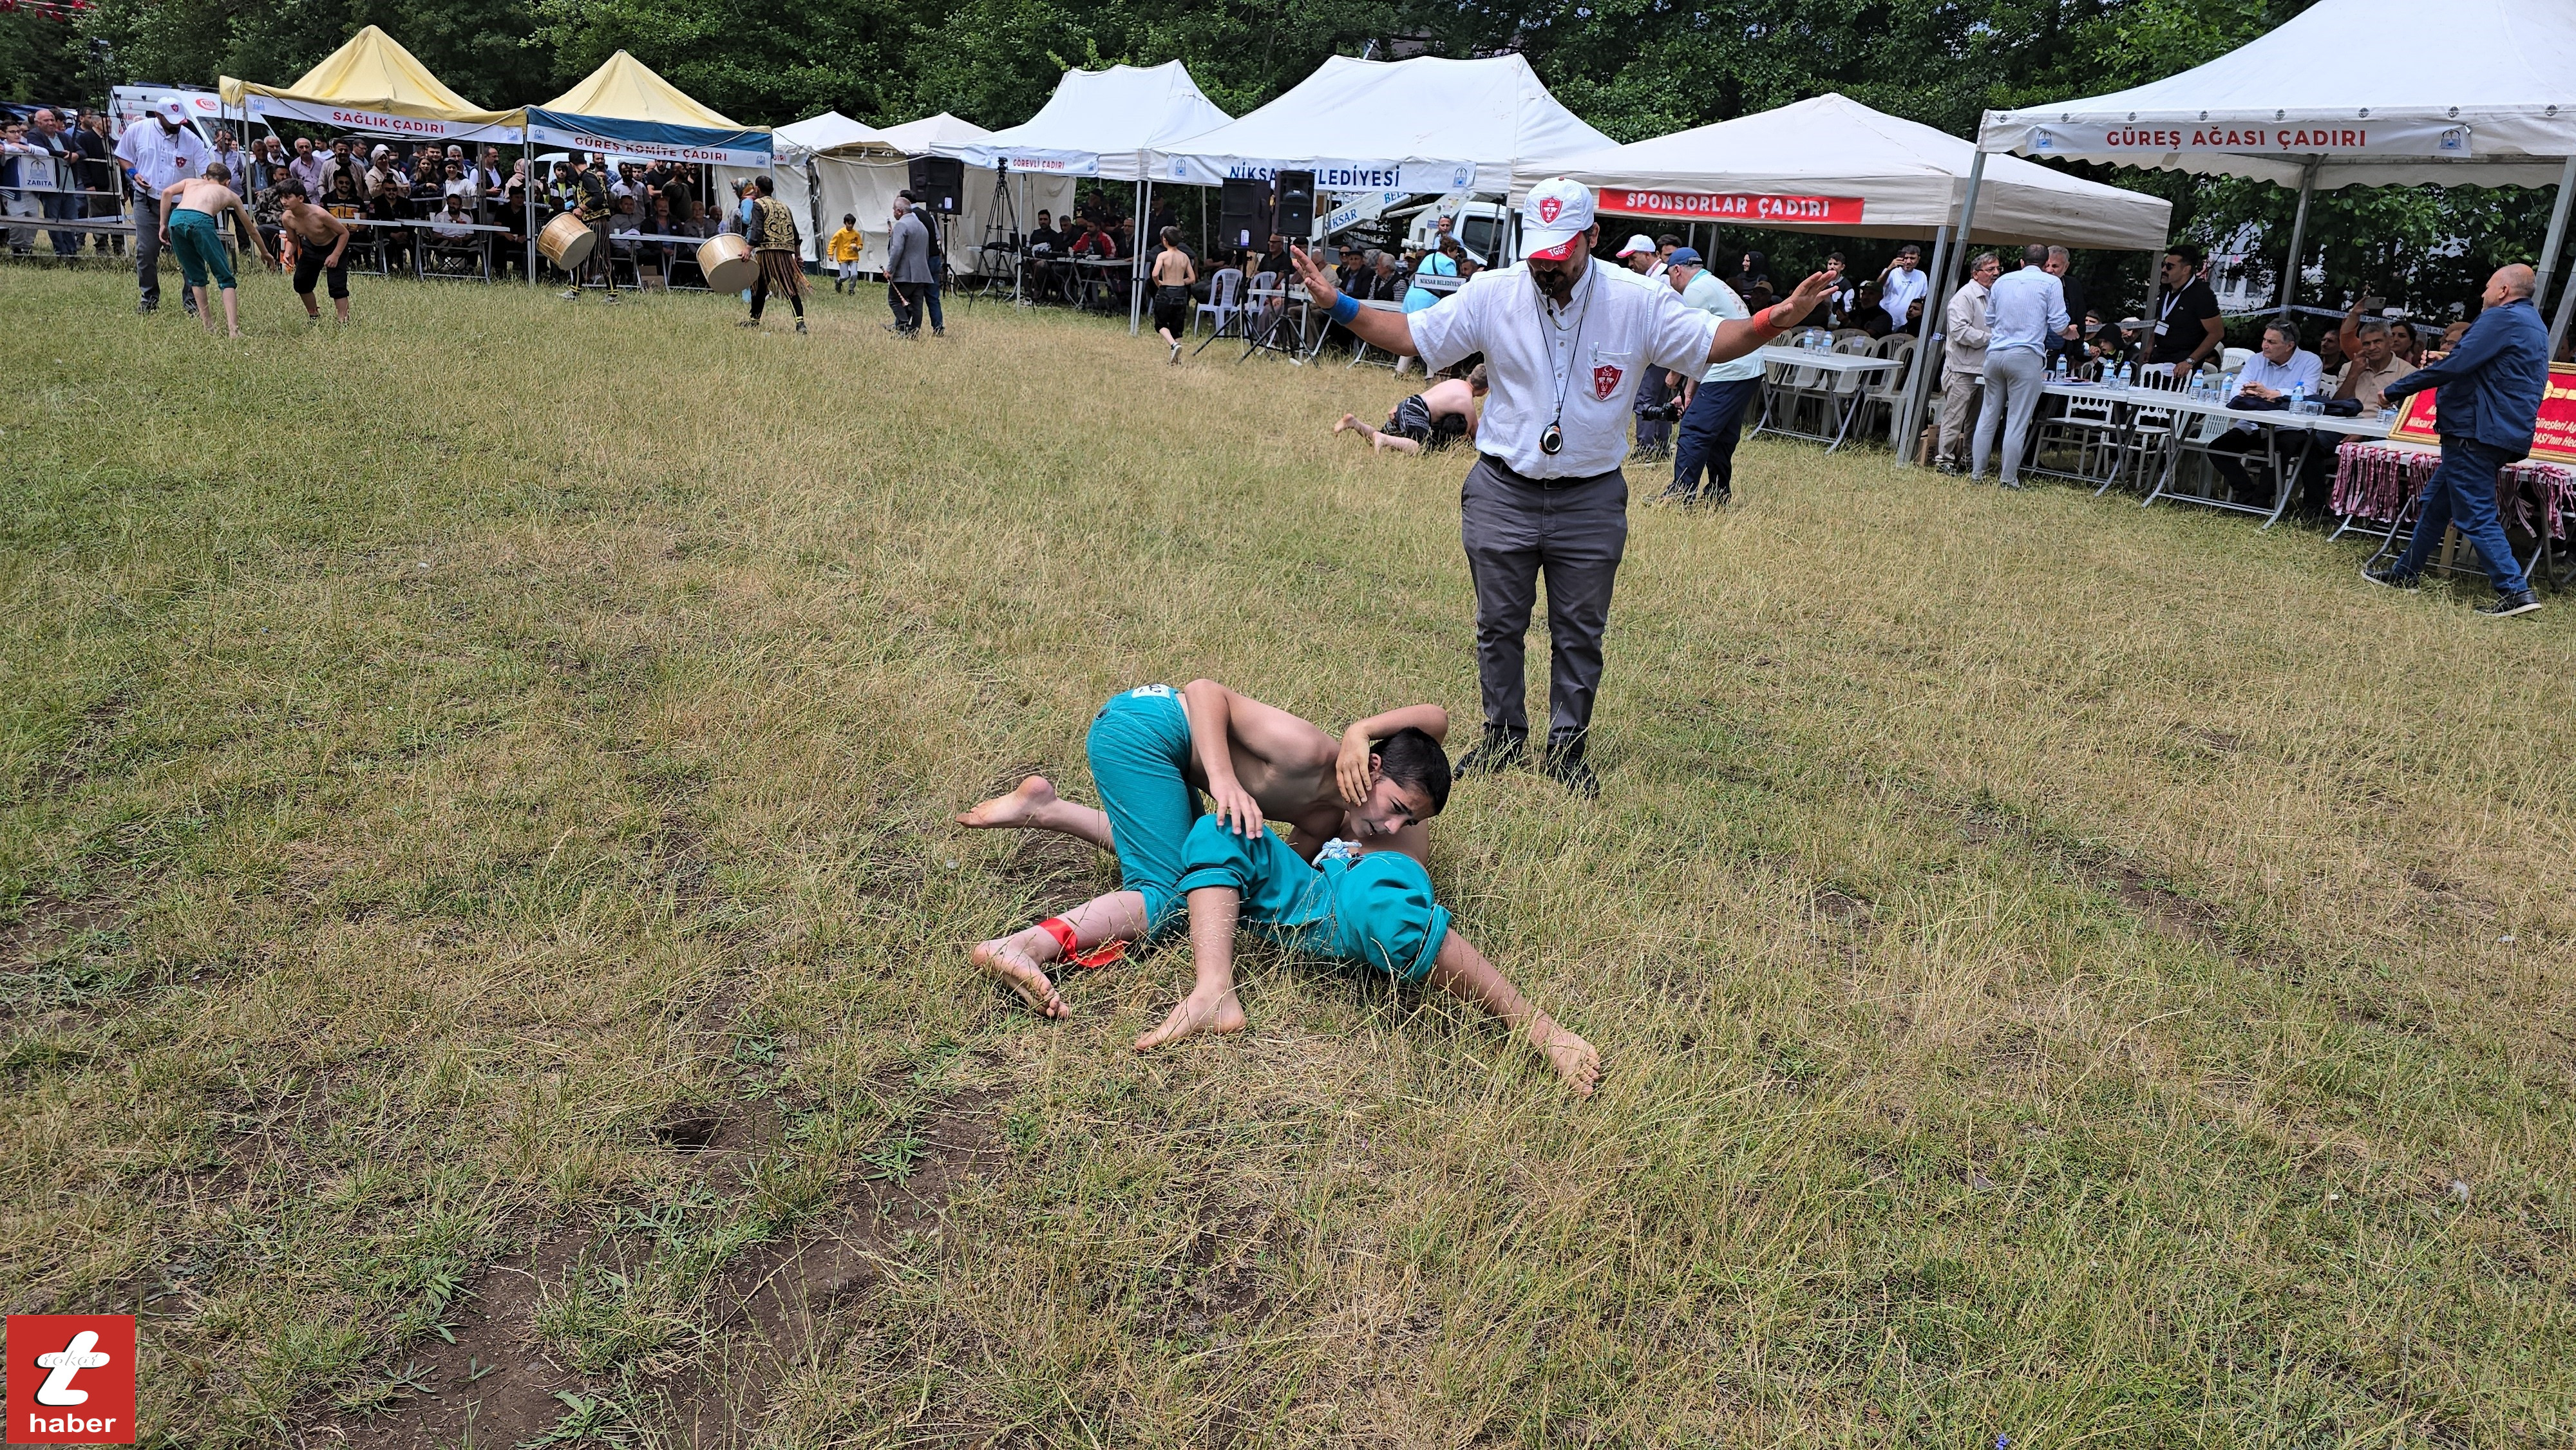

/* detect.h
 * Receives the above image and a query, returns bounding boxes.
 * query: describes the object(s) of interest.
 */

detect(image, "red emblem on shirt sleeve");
[1591,363,1623,400]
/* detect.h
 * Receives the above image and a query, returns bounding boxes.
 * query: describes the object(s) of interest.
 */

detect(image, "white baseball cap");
[1520,178,1595,261]
[157,98,189,123]
[1616,233,1656,258]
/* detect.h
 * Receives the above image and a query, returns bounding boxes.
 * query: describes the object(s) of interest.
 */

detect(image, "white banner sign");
[244,93,522,144]
[1164,155,1477,194]
[2025,118,2471,158]
[524,120,768,169]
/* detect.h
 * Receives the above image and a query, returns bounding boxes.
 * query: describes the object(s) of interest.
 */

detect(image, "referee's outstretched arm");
[1289,246,1422,357]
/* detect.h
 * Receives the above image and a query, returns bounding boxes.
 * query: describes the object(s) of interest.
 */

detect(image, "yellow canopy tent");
[526,52,772,169]
[220,26,524,142]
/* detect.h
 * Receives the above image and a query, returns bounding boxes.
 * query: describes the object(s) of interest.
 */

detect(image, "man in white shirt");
[1287,180,1835,794]
[1935,252,2000,473]
[112,97,211,313]
[1662,247,1765,507]
[2208,317,2322,504]
[1878,243,1927,332]
[1970,245,2069,488]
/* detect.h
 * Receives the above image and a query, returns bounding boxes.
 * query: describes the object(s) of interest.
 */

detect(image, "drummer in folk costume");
[743,174,808,334]
[558,156,619,300]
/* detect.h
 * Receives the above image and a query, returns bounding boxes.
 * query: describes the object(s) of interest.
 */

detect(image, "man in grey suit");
[886,194,941,337]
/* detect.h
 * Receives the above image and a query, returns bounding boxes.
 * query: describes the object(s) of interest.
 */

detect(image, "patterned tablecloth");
[2332,440,2574,540]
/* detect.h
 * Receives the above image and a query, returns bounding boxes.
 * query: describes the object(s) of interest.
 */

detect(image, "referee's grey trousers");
[1461,453,1627,740]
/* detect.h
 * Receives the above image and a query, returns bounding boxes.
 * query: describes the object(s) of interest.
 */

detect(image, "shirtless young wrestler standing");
[158,164,273,338]
[956,680,1449,1028]
[274,179,353,323]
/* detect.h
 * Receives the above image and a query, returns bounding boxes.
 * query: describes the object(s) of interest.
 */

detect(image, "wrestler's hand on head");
[1334,728,1374,809]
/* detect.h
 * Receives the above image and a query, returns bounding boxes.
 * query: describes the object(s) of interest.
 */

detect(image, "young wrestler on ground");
[1134,814,1601,1096]
[956,681,1450,1018]
[1334,365,1486,455]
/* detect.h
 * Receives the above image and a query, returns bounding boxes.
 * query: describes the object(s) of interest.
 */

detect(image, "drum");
[697,234,757,293]
[538,212,596,271]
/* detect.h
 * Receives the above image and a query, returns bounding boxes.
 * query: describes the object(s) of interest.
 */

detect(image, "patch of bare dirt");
[324,1085,1009,1450]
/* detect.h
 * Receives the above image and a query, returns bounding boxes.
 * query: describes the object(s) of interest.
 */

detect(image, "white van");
[1400,200,1511,266]
[109,86,268,152]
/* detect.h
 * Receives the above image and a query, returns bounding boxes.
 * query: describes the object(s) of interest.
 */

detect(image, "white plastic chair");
[1194,268,1242,337]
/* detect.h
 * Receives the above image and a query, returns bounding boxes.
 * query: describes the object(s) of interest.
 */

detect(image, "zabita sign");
[2023,118,2472,158]
[1596,187,1863,225]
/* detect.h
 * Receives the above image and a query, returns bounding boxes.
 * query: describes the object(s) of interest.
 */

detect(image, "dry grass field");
[3,263,2572,1449]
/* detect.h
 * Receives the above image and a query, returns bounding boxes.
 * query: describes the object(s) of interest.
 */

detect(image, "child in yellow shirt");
[828,214,863,293]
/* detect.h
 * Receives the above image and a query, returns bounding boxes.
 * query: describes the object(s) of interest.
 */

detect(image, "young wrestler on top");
[956,680,1449,1021]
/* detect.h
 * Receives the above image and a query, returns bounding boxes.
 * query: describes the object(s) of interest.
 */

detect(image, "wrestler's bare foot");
[1334,412,1358,434]
[1530,1016,1600,1097]
[971,935,1067,1019]
[1135,987,1245,1051]
[957,776,1057,830]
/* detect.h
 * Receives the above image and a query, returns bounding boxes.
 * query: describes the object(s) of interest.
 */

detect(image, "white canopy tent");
[1973,0,2576,329]
[729,111,1074,272]
[1898,0,2576,459]
[942,61,1232,181]
[1525,93,2170,250]
[1155,53,1613,197]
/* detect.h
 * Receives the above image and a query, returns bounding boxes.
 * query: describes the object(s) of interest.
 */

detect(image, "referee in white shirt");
[112,97,211,315]
[1289,179,1835,796]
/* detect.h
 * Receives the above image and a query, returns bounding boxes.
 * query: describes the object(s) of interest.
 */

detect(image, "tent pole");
[524,135,537,287]
[1897,148,1985,466]
[1899,222,1954,460]
[2532,153,2576,312]
[2277,156,2317,314]
[2550,268,2576,355]
[1130,176,1149,335]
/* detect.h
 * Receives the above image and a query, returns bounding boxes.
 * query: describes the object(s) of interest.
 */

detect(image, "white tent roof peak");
[773,111,889,160]
[1979,0,2576,187]
[943,61,1233,180]
[1154,53,1613,194]
[1528,91,2170,251]
[873,113,993,155]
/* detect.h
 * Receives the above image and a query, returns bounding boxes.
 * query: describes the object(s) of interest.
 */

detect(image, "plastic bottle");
[2291,379,2307,414]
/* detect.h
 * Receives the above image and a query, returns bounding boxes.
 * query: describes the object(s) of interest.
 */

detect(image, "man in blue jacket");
[2366,264,2550,617]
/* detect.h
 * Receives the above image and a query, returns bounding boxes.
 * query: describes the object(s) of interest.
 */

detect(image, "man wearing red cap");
[1289,179,1837,796]
[112,97,211,315]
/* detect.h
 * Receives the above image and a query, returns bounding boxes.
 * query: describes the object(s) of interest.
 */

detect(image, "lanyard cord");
[1533,260,1597,433]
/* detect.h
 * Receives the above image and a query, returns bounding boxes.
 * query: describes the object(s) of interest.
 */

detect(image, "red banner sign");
[2389,361,2576,464]
[1596,187,1863,226]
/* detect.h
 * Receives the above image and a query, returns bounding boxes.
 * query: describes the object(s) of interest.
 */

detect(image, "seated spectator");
[2438,319,2472,355]
[254,164,294,258]
[2208,317,2322,503]
[1745,281,1776,317]
[2086,324,2130,372]
[1852,281,1889,337]
[441,160,475,206]
[325,170,365,220]
[2391,320,2423,365]
[426,192,480,272]
[365,145,404,193]
[366,174,413,267]
[2316,328,2345,375]
[1370,249,1403,301]
[2332,317,2407,410]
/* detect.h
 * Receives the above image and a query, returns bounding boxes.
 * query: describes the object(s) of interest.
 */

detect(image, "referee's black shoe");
[1453,727,1528,780]
[1540,730,1600,799]
[2475,588,2543,618]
